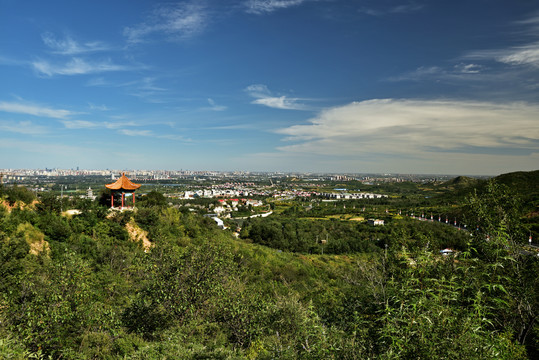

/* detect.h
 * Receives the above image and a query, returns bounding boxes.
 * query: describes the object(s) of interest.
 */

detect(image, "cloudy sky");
[1,0,538,175]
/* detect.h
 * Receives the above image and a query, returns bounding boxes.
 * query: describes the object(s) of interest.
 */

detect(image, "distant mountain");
[441,175,480,189]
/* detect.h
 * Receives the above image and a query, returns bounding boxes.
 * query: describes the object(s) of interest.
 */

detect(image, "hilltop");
[440,175,480,188]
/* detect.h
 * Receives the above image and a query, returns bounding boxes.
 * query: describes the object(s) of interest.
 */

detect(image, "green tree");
[140,190,167,207]
[3,184,35,206]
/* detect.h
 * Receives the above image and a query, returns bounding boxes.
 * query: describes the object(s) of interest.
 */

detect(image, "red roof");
[105,173,141,191]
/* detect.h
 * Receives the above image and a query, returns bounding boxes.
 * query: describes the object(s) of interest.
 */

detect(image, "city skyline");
[1,0,538,176]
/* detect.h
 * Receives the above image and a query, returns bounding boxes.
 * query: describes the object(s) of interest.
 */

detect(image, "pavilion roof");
[105,173,141,191]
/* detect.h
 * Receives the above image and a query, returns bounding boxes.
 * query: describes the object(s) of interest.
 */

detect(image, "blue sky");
[1,0,538,175]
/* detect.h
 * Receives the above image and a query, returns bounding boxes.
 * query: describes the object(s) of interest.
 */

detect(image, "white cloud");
[388,63,488,83]
[104,121,139,129]
[464,13,539,68]
[358,2,424,17]
[496,43,539,67]
[245,0,306,14]
[124,2,208,43]
[60,119,143,130]
[0,120,48,135]
[61,120,100,129]
[206,98,227,111]
[387,66,445,81]
[245,84,271,97]
[515,13,539,35]
[41,33,109,55]
[32,57,129,76]
[0,101,74,119]
[252,96,303,109]
[118,128,187,141]
[87,103,110,111]
[454,63,483,74]
[245,84,307,110]
[119,129,153,137]
[465,43,539,68]
[275,99,539,170]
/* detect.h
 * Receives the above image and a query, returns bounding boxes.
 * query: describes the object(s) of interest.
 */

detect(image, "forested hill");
[495,170,539,197]
[439,169,537,192]
[441,175,480,188]
[0,178,538,359]
[436,170,539,210]
[465,169,537,196]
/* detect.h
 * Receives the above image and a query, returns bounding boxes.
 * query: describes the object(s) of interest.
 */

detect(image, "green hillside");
[0,181,537,359]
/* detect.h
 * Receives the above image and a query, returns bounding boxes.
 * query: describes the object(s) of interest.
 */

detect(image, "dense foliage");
[0,174,537,359]
[241,216,469,254]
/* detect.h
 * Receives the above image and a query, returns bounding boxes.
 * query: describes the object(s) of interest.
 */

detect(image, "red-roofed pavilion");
[106,173,141,208]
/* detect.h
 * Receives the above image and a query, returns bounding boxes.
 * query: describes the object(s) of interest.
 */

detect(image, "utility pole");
[60,185,65,212]
[321,234,328,255]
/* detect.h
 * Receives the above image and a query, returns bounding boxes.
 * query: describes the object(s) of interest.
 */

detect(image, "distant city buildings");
[0,168,471,184]
[321,192,387,200]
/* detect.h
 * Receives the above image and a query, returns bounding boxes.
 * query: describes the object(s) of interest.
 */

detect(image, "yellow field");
[299,214,365,221]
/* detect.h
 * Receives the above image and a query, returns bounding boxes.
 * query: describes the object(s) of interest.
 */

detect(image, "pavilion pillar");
[111,193,114,208]
[121,193,125,208]
[133,192,135,207]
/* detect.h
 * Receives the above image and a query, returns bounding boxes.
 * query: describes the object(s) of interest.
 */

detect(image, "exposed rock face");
[125,219,152,252]
[16,222,50,256]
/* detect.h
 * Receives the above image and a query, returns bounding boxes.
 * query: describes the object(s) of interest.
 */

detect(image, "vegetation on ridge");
[0,171,538,359]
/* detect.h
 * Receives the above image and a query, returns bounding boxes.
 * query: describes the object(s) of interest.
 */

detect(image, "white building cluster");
[320,192,387,200]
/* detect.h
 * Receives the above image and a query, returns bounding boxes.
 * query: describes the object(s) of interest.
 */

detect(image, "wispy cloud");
[204,98,227,111]
[358,2,424,17]
[85,77,108,87]
[276,99,539,161]
[205,123,256,130]
[245,0,306,14]
[41,32,110,55]
[87,103,110,111]
[0,120,49,135]
[388,63,485,82]
[387,66,445,81]
[61,120,100,129]
[245,84,308,110]
[466,43,539,68]
[454,63,483,74]
[497,43,539,67]
[118,129,153,137]
[104,120,139,129]
[124,2,208,43]
[0,101,74,119]
[118,128,188,142]
[0,138,98,159]
[464,13,539,68]
[0,55,23,66]
[32,57,130,77]
[515,12,539,35]
[61,119,146,130]
[124,77,167,101]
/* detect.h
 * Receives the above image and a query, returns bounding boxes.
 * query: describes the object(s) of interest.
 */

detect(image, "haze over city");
[1,0,538,175]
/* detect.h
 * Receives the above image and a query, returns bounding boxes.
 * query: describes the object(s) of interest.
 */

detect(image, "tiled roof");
[105,173,141,190]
